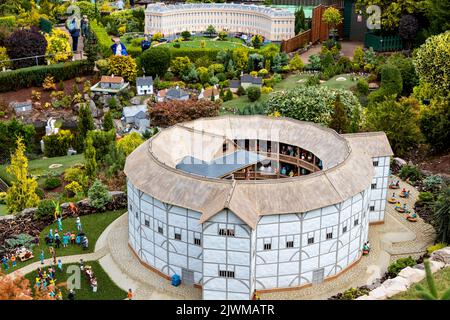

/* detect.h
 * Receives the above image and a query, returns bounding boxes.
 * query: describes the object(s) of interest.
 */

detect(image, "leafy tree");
[141,47,171,78]
[0,46,11,70]
[416,259,450,300]
[368,64,403,104]
[232,47,248,71]
[399,15,419,49]
[45,28,72,64]
[35,199,56,221]
[117,132,144,156]
[218,31,227,41]
[151,32,163,42]
[272,52,289,73]
[205,25,216,38]
[431,187,450,245]
[86,129,116,162]
[419,97,450,152]
[413,31,450,96]
[247,53,264,72]
[425,0,450,35]
[149,99,220,127]
[180,30,191,41]
[224,89,233,102]
[170,56,193,76]
[266,86,362,129]
[107,55,138,81]
[103,111,114,132]
[84,136,97,179]
[251,35,263,49]
[364,96,422,156]
[289,54,304,71]
[88,179,111,210]
[76,103,94,152]
[329,95,350,134]
[386,54,418,96]
[5,137,39,214]
[246,86,261,102]
[5,26,47,69]
[0,271,53,300]
[42,130,74,158]
[322,7,343,36]
[104,143,126,178]
[0,119,35,163]
[294,6,307,34]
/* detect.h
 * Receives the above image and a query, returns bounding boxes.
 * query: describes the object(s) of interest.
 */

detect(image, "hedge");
[0,16,16,28]
[90,20,113,58]
[169,48,220,62]
[0,60,90,92]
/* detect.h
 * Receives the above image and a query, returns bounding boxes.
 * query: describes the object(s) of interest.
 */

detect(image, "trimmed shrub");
[42,130,74,158]
[356,79,369,96]
[5,27,47,69]
[90,20,113,58]
[88,179,112,210]
[247,86,261,102]
[65,181,83,197]
[0,60,90,93]
[0,16,16,28]
[399,165,423,182]
[380,64,403,96]
[43,176,62,190]
[35,199,56,221]
[107,55,138,81]
[141,47,171,78]
[387,257,417,278]
[427,243,447,255]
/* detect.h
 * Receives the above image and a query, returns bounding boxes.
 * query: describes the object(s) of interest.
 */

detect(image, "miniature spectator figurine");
[79,259,85,271]
[57,259,63,272]
[68,289,75,300]
[130,0,135,7]
[11,254,16,268]
[66,17,81,52]
[49,228,53,241]
[91,278,98,292]
[76,217,82,231]
[49,247,57,265]
[111,38,128,56]
[57,290,63,300]
[70,232,76,245]
[116,0,124,10]
[62,233,70,247]
[127,289,133,300]
[81,15,89,38]
[81,235,89,250]
[141,35,151,52]
[57,217,63,232]
[35,277,41,289]
[40,250,45,265]
[2,255,9,271]
[55,231,61,248]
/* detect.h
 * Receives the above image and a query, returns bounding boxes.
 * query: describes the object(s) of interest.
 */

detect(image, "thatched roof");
[124,116,392,229]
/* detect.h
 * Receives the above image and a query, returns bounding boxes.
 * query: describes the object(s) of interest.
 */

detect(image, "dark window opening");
[308,237,314,244]
[326,232,333,240]
[158,226,163,234]
[263,243,272,250]
[175,233,181,240]
[286,241,294,248]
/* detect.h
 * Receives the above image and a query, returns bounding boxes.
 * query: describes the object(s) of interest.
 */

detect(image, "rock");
[429,260,445,272]
[430,247,450,265]
[398,267,425,284]
[89,99,102,118]
[368,286,388,300]
[393,157,407,167]
[130,96,142,105]
[382,277,409,297]
[356,295,376,300]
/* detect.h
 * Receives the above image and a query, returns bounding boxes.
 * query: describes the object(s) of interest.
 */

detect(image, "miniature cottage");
[136,76,154,96]
[100,75,125,90]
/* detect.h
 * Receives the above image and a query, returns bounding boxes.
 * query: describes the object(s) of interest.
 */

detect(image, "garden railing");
[0,51,85,72]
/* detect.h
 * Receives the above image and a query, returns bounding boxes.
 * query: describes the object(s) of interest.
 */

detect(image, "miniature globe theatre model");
[145,3,295,41]
[124,116,393,300]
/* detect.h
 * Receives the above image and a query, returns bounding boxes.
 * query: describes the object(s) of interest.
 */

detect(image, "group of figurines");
[34,264,64,300]
[362,241,371,256]
[390,190,417,222]
[79,259,98,293]
[44,217,89,250]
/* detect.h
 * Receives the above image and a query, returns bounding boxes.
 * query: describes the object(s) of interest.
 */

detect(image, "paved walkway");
[7,176,434,300]
[299,41,364,64]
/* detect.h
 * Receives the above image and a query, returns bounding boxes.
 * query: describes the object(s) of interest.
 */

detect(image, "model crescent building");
[124,116,393,300]
[144,3,295,41]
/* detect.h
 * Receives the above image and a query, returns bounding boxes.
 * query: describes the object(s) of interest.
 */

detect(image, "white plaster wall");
[369,156,390,223]
[202,210,252,300]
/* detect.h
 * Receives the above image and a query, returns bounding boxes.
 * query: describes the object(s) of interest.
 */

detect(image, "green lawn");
[1,210,125,274]
[24,260,127,300]
[0,204,8,216]
[322,74,361,90]
[160,37,247,50]
[390,267,450,300]
[0,154,84,184]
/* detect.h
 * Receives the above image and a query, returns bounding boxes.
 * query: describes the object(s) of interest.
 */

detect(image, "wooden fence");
[281,4,344,53]
[281,29,312,53]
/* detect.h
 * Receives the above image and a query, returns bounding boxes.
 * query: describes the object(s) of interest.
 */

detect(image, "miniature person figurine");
[40,250,45,265]
[57,217,63,232]
[127,289,133,300]
[57,290,63,300]
[49,228,53,242]
[62,233,69,247]
[35,277,41,289]
[10,254,16,268]
[70,232,76,245]
[57,259,63,272]
[2,255,9,271]
[76,217,82,231]
[79,259,85,271]
[141,35,151,52]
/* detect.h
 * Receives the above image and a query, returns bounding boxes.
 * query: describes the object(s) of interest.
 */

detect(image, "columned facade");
[145,3,295,41]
